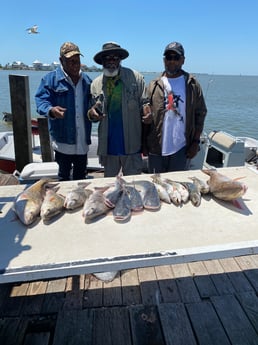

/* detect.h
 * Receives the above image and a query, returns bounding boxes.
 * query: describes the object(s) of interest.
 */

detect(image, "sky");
[1,0,258,76]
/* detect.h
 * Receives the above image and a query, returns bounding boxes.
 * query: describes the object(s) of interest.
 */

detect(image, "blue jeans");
[148,146,187,173]
[55,151,87,180]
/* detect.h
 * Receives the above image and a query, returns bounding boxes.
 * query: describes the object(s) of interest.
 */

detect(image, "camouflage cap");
[60,42,83,58]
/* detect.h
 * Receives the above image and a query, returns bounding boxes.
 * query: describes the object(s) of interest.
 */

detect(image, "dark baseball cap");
[164,42,185,56]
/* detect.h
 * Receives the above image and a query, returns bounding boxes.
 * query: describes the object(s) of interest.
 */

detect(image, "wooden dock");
[1,254,258,344]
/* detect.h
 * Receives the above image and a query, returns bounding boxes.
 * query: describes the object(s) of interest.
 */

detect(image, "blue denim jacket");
[35,67,92,145]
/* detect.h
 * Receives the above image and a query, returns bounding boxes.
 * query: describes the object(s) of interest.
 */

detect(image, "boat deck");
[1,254,258,344]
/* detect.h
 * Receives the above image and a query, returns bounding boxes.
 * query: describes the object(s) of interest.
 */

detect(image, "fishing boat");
[0,129,102,179]
[1,128,258,179]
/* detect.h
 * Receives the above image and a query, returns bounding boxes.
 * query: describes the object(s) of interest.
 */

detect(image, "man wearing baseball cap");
[35,42,92,180]
[143,41,207,173]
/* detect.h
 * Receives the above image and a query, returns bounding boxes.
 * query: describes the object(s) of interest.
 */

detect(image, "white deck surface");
[0,166,257,283]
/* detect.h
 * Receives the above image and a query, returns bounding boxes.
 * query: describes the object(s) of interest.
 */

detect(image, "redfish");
[40,188,65,221]
[14,178,56,225]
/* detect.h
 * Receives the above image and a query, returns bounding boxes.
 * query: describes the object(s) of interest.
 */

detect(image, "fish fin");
[231,199,244,209]
[233,176,246,181]
[77,181,91,188]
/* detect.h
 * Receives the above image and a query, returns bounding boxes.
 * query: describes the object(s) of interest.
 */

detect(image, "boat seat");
[205,131,245,167]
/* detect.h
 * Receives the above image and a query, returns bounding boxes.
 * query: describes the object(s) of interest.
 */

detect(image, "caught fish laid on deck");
[202,169,248,201]
[188,176,210,194]
[64,182,92,210]
[82,187,110,222]
[153,182,171,204]
[13,178,56,225]
[181,182,202,207]
[133,180,160,210]
[40,188,65,221]
[103,174,124,208]
[151,174,185,206]
[125,184,144,211]
[165,178,190,204]
[113,188,132,222]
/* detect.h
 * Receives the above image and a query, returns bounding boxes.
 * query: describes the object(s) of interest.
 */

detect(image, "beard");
[103,68,119,77]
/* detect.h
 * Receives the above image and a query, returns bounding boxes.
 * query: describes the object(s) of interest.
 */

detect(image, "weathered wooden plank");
[186,301,231,344]
[37,117,53,162]
[204,259,235,295]
[40,278,66,314]
[172,263,201,303]
[219,257,254,293]
[92,307,132,345]
[103,271,122,306]
[0,283,12,316]
[130,305,165,345]
[1,282,29,316]
[0,317,29,345]
[188,261,218,298]
[155,265,181,303]
[121,269,141,305]
[211,294,258,344]
[236,291,258,333]
[138,267,160,305]
[235,255,258,292]
[9,74,33,172]
[53,309,93,345]
[23,332,50,345]
[22,280,48,315]
[158,303,197,345]
[83,275,103,308]
[63,275,85,310]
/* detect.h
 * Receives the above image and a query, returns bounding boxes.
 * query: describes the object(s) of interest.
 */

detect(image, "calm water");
[1,70,258,140]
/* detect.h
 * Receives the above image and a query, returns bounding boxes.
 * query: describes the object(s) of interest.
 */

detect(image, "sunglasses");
[103,55,120,61]
[165,54,181,61]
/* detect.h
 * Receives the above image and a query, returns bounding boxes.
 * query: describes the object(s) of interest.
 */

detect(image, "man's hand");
[88,103,105,121]
[50,106,66,119]
[142,103,153,124]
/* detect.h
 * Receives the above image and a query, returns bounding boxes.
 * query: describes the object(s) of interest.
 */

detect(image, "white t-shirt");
[161,75,186,156]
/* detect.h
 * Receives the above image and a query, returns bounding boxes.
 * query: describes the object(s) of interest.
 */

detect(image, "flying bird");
[26,25,39,34]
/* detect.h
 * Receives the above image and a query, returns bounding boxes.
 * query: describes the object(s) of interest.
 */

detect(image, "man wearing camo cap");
[35,42,92,180]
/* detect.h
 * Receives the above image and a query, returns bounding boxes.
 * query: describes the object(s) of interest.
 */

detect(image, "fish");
[181,182,202,207]
[153,182,171,204]
[125,184,144,211]
[151,174,182,205]
[40,188,65,221]
[201,169,248,201]
[13,178,56,225]
[133,180,161,210]
[103,174,124,208]
[113,188,131,222]
[165,178,190,204]
[188,176,210,194]
[82,187,110,222]
[64,182,92,210]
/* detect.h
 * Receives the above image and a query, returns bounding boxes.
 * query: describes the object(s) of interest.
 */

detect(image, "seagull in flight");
[26,25,39,34]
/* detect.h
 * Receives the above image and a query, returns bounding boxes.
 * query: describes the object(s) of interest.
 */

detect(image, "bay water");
[1,70,258,140]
